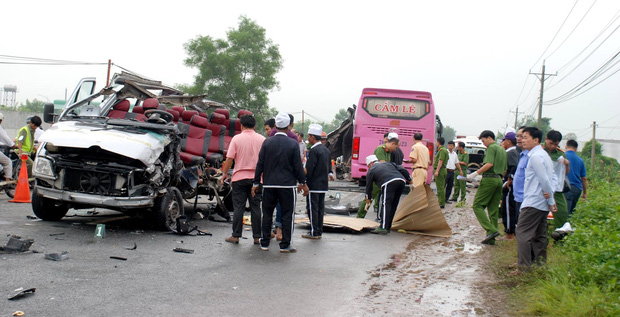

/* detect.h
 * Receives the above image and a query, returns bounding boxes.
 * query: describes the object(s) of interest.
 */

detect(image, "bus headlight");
[33,157,56,180]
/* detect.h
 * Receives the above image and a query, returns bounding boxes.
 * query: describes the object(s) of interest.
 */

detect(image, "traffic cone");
[9,154,32,203]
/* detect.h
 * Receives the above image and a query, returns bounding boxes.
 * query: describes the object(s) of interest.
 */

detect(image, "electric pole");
[301,110,305,134]
[591,121,597,172]
[510,105,522,129]
[529,61,556,129]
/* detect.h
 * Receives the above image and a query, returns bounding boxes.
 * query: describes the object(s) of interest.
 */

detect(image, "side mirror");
[43,103,56,124]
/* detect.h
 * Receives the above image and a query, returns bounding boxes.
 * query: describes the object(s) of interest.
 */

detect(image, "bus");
[350,88,440,185]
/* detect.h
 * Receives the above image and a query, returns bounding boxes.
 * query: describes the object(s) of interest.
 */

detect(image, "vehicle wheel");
[153,187,184,231]
[31,187,69,220]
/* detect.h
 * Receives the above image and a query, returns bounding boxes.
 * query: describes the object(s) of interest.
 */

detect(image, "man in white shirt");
[516,127,557,268]
[444,141,462,204]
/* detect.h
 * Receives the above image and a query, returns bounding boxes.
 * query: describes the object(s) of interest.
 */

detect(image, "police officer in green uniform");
[544,130,570,230]
[451,142,469,202]
[357,133,398,218]
[16,116,42,177]
[467,130,507,245]
[433,137,449,208]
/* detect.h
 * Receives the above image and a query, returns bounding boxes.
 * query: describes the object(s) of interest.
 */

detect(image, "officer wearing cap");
[433,137,449,208]
[365,154,413,234]
[302,124,332,239]
[467,130,507,244]
[252,112,308,253]
[16,115,42,177]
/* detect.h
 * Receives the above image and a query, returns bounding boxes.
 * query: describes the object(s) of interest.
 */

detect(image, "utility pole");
[590,121,597,172]
[529,61,556,129]
[106,59,112,87]
[510,105,522,129]
[301,110,305,134]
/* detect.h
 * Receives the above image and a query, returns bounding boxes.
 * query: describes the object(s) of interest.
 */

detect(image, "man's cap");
[366,154,378,166]
[502,132,516,143]
[0,113,3,120]
[308,123,322,136]
[275,112,290,128]
[387,132,398,140]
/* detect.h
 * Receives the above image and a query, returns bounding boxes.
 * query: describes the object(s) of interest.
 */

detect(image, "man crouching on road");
[252,112,309,253]
[365,154,413,234]
[222,114,265,245]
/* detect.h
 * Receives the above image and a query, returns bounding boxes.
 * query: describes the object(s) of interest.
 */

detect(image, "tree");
[442,125,456,142]
[293,108,351,135]
[18,99,46,113]
[182,16,283,123]
[518,115,553,136]
[564,132,578,141]
[581,140,602,156]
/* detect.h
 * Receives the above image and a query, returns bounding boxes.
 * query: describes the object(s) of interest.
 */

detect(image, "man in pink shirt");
[222,114,266,244]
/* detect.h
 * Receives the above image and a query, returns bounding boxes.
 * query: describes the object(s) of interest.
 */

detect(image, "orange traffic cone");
[9,154,32,203]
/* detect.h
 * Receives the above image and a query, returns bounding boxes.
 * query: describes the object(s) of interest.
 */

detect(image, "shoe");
[225,236,239,244]
[370,228,389,235]
[276,227,282,241]
[450,198,458,202]
[446,201,452,204]
[440,205,445,209]
[481,239,496,245]
[280,246,297,253]
[481,232,500,244]
[302,233,321,239]
[259,245,269,251]
[254,238,260,245]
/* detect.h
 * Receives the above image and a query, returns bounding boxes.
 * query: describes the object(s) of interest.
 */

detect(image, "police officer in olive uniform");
[468,130,507,245]
[451,142,469,202]
[433,137,449,208]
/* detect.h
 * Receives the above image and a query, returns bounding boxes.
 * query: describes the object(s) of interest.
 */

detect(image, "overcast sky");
[1,0,619,141]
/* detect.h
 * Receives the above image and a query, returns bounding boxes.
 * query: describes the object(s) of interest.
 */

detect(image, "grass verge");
[490,177,620,316]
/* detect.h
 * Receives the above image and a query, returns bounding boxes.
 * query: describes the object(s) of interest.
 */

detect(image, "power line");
[530,0,580,70]
[544,0,599,61]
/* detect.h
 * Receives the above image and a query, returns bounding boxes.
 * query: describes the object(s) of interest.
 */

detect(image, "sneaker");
[225,236,239,244]
[481,232,500,244]
[302,233,321,240]
[280,246,297,253]
[370,228,389,235]
[259,245,269,251]
[440,205,445,209]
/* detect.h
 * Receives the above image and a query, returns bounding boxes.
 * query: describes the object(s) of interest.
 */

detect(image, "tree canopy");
[182,16,283,122]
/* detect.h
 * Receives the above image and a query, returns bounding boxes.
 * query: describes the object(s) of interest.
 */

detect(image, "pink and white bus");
[350,88,440,184]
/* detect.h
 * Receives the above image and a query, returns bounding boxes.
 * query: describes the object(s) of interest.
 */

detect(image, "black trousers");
[307,192,325,237]
[231,179,262,238]
[260,187,296,249]
[516,206,548,267]
[445,170,455,201]
[500,185,518,234]
[377,180,405,230]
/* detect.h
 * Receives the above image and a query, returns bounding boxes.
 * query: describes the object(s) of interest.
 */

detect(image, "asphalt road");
[0,182,415,316]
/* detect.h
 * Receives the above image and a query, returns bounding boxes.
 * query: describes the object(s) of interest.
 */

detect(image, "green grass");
[491,176,620,316]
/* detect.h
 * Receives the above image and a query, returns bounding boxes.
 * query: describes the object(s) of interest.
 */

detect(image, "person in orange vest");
[15,116,41,177]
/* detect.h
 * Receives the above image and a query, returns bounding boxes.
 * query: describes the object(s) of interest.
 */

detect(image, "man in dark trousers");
[500,132,519,240]
[252,112,308,253]
[365,154,413,234]
[302,124,332,239]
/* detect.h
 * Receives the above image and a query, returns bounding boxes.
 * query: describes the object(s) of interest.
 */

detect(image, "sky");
[1,0,619,142]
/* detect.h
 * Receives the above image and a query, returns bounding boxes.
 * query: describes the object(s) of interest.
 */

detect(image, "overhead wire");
[529,0,580,70]
[544,0,599,61]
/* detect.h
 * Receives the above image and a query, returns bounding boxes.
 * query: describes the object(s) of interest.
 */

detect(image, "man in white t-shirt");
[444,141,462,204]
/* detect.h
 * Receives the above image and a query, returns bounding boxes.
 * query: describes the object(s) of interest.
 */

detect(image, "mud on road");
[346,189,508,317]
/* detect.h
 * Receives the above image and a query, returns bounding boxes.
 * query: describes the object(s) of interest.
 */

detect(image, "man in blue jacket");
[253,112,308,253]
[302,124,333,239]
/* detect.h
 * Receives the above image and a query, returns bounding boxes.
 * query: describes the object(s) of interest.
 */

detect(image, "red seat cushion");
[215,108,230,119]
[143,98,159,110]
[237,110,253,118]
[108,100,131,119]
[182,110,198,122]
[166,109,180,122]
[171,106,185,118]
[132,106,144,114]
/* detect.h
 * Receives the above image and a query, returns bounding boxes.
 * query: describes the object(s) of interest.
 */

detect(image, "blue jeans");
[563,186,582,217]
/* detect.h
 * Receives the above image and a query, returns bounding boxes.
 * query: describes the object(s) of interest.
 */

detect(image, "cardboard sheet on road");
[295,215,379,231]
[391,185,452,238]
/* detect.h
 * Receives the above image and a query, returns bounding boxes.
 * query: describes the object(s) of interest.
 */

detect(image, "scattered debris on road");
[124,243,137,250]
[0,237,34,253]
[8,287,36,300]
[172,247,194,254]
[109,256,127,261]
[45,251,68,261]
